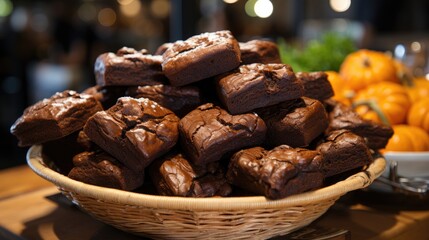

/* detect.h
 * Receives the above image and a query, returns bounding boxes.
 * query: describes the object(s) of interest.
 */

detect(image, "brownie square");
[179,103,267,165]
[83,97,180,172]
[94,47,166,86]
[296,71,334,101]
[325,99,394,150]
[10,90,103,147]
[226,145,324,199]
[239,40,282,64]
[216,63,304,114]
[162,30,241,86]
[154,42,173,55]
[76,130,95,151]
[149,152,231,197]
[257,97,329,148]
[68,150,145,191]
[316,130,373,177]
[126,84,202,117]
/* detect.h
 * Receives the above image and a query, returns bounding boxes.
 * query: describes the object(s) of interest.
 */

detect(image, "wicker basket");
[27,145,386,239]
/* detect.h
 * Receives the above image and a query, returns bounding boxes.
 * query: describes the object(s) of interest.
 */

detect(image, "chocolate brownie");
[179,103,267,165]
[76,130,97,151]
[239,40,282,64]
[94,47,166,86]
[149,152,231,197]
[162,30,241,86]
[257,97,329,148]
[316,130,373,177]
[83,97,180,172]
[82,85,128,110]
[216,63,304,114]
[10,90,103,147]
[126,84,202,117]
[68,150,145,190]
[296,71,334,101]
[325,99,394,150]
[42,131,85,175]
[226,145,324,199]
[155,42,173,55]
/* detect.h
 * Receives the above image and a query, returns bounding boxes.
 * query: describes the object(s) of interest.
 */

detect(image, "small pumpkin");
[393,59,414,84]
[325,71,354,105]
[339,49,399,91]
[354,106,383,123]
[407,97,429,132]
[353,82,411,125]
[405,77,429,103]
[384,124,429,152]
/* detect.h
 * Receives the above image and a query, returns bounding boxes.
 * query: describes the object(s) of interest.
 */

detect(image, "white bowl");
[383,151,429,177]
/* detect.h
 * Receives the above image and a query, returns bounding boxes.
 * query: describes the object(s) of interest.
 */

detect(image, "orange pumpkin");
[353,82,411,125]
[407,97,429,132]
[405,77,429,103]
[393,59,413,84]
[325,71,353,105]
[354,107,383,123]
[384,125,429,152]
[339,49,399,91]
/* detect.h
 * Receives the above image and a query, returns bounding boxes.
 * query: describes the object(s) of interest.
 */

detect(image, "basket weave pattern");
[27,145,386,239]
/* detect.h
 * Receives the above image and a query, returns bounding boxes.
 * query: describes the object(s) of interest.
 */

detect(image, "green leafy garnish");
[278,33,356,72]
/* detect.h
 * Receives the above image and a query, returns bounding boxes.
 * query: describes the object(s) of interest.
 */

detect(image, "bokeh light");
[394,44,406,59]
[411,41,422,52]
[98,8,116,27]
[254,0,273,18]
[120,0,141,17]
[117,0,135,6]
[245,0,257,17]
[150,0,170,19]
[10,7,27,31]
[0,0,13,17]
[329,0,351,12]
[223,0,239,4]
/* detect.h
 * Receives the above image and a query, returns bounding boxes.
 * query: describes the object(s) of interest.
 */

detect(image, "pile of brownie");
[10,31,393,200]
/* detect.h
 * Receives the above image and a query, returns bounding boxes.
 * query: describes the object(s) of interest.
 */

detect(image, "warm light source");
[329,0,351,12]
[411,41,422,52]
[98,8,116,27]
[223,0,239,4]
[254,0,273,18]
[120,0,141,17]
[150,0,170,18]
[117,0,134,6]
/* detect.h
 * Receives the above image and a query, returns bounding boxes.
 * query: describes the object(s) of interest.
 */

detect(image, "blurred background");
[1,0,429,169]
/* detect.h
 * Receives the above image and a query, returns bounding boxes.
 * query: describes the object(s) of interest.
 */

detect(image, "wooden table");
[0,165,428,240]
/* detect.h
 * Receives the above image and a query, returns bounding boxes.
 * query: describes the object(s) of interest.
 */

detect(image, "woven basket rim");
[27,145,386,211]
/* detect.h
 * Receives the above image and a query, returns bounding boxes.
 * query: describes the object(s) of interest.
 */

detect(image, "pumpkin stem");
[352,99,391,126]
[399,71,414,87]
[363,57,371,68]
